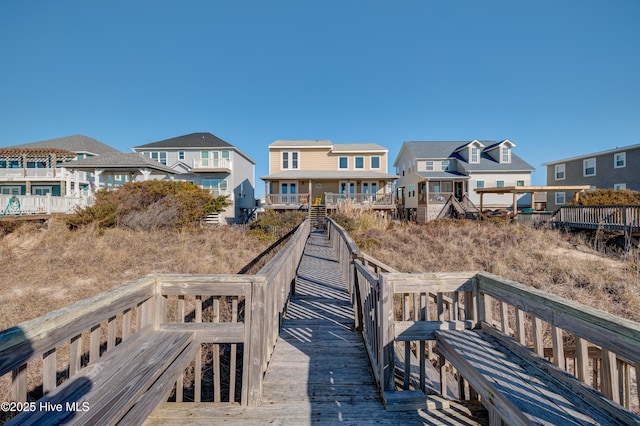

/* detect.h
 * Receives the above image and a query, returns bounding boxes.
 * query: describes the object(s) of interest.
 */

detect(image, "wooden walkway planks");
[146,230,487,425]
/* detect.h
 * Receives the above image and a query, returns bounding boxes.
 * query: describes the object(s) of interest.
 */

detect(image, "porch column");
[62,167,71,197]
[74,171,80,197]
[264,181,269,206]
[140,169,152,181]
[479,192,484,212]
[512,192,517,216]
[530,192,535,210]
[52,154,58,177]
[94,169,104,191]
[308,179,312,205]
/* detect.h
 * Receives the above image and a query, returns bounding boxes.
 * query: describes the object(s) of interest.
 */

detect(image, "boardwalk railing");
[553,205,640,231]
[0,219,309,418]
[326,217,640,416]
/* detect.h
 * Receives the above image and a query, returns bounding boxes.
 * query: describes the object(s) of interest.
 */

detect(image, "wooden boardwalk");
[146,230,487,425]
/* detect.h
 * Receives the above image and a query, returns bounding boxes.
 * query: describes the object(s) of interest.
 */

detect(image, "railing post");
[378,273,395,391]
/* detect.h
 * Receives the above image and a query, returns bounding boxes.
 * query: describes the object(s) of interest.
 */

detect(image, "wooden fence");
[0,219,310,415]
[554,205,640,231]
[326,216,640,416]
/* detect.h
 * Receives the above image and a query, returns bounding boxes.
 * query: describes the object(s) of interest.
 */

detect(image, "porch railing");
[265,194,309,206]
[192,158,232,170]
[324,192,394,206]
[0,194,95,215]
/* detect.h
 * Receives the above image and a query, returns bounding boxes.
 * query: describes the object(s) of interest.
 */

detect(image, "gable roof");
[133,132,233,149]
[63,152,178,174]
[133,132,256,165]
[269,140,333,148]
[6,134,119,155]
[396,141,535,172]
[331,143,387,153]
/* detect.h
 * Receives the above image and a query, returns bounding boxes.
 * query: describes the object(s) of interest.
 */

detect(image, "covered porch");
[261,171,396,211]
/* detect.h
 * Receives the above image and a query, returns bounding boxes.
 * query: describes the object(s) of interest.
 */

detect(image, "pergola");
[474,185,591,215]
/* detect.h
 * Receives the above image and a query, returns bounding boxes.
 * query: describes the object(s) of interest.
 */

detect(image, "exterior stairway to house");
[437,195,480,220]
[309,205,326,229]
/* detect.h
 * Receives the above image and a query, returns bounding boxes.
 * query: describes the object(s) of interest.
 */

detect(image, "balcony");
[0,168,60,179]
[265,194,309,209]
[191,158,232,173]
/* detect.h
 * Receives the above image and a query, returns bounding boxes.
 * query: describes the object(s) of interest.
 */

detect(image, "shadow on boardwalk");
[146,230,487,425]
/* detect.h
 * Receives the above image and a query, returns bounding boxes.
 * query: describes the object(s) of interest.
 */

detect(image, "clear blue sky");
[1,1,639,194]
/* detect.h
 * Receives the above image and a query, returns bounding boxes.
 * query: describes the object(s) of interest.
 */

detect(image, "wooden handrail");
[0,219,312,412]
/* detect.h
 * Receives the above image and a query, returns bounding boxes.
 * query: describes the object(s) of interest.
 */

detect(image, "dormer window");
[501,146,511,163]
[470,147,479,163]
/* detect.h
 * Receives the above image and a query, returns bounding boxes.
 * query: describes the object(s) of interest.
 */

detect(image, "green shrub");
[68,181,230,230]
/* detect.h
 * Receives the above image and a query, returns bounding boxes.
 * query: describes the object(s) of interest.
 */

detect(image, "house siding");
[545,146,640,211]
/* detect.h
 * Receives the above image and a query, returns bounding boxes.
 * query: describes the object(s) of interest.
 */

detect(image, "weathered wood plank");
[394,320,473,341]
[382,272,477,294]
[477,272,640,365]
[159,323,245,343]
[0,275,155,375]
[159,276,251,296]
[480,324,639,425]
[8,329,195,425]
[436,329,627,426]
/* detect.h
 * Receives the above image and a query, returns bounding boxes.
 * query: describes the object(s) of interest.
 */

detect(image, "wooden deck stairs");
[437,195,480,220]
[309,204,326,229]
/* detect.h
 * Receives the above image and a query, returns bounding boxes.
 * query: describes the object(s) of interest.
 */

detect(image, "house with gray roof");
[132,132,256,224]
[261,140,396,212]
[542,143,640,211]
[394,140,535,223]
[0,134,121,198]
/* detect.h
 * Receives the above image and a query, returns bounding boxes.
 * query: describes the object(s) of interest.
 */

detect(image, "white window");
[614,152,626,168]
[355,157,364,169]
[144,151,167,165]
[583,158,596,176]
[426,161,434,171]
[1,186,21,195]
[614,183,627,191]
[470,147,479,163]
[32,186,53,195]
[370,156,380,169]
[282,151,299,169]
[501,146,510,163]
[555,192,566,205]
[516,180,525,187]
[339,156,348,169]
[202,179,228,194]
[476,180,485,188]
[179,151,185,160]
[496,180,505,188]
[555,164,565,180]
[441,160,450,171]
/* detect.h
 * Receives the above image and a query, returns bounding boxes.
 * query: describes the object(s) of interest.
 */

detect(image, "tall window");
[355,156,364,169]
[202,179,228,195]
[614,152,626,168]
[339,156,348,169]
[282,151,299,169]
[555,164,565,180]
[425,161,434,171]
[370,156,380,169]
[501,146,510,163]
[179,151,185,160]
[470,147,479,163]
[583,158,596,176]
[555,192,566,205]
